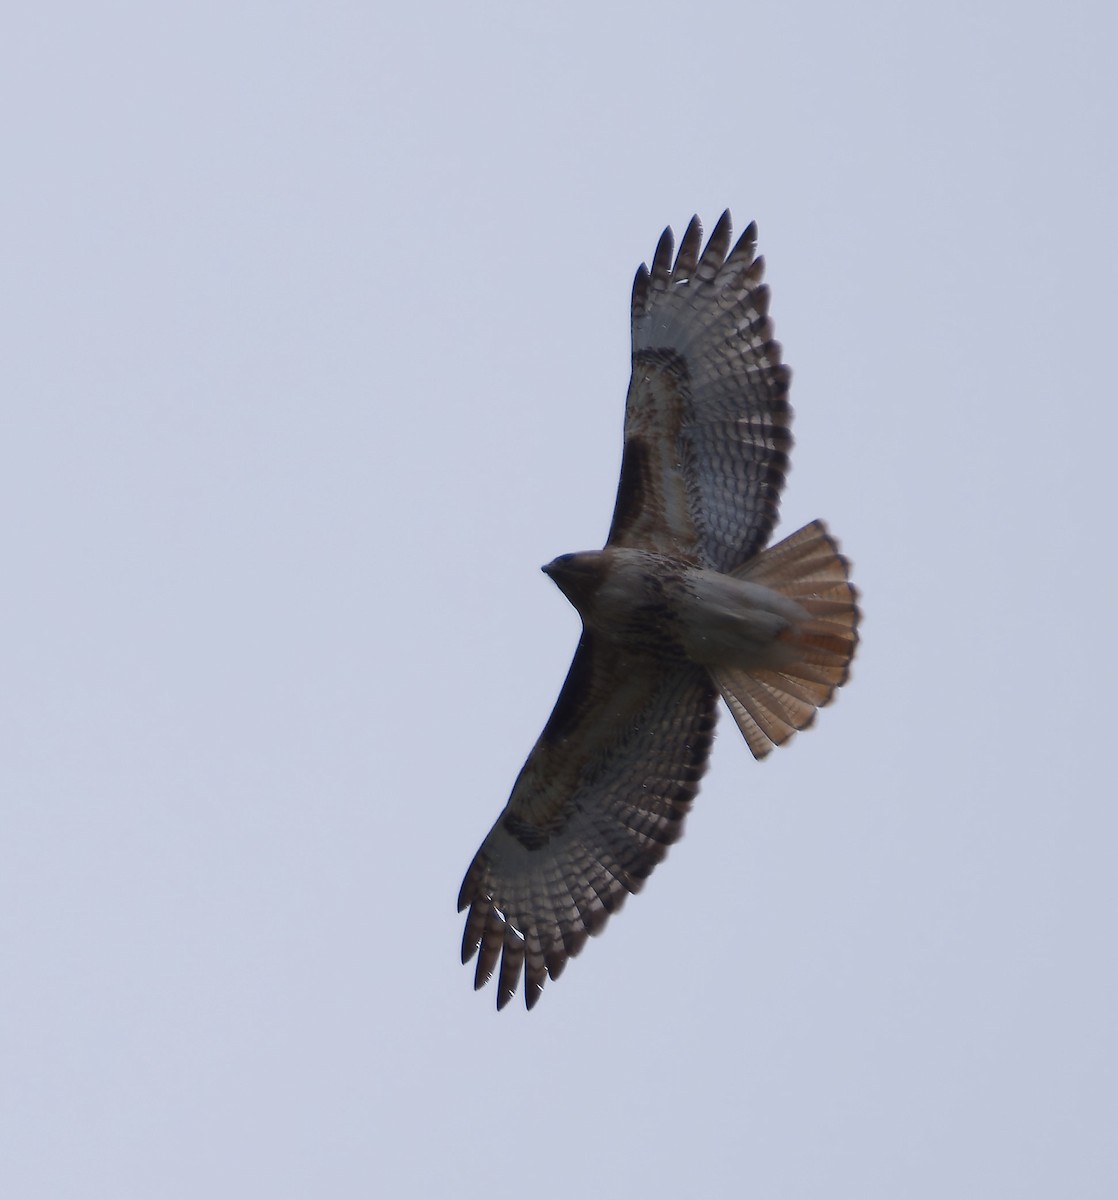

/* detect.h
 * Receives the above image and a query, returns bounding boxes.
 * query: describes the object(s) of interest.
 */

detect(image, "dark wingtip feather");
[473,931,500,989]
[650,224,675,288]
[708,209,733,256]
[729,219,759,264]
[460,901,485,964]
[631,262,650,321]
[496,935,524,1010]
[674,215,704,280]
[695,210,733,280]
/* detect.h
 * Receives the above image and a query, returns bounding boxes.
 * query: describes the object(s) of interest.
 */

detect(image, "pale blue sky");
[2,2,1115,1196]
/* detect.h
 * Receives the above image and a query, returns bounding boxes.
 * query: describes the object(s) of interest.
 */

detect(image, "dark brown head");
[541,550,608,612]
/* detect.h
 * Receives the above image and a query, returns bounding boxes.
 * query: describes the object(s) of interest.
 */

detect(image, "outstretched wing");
[458,636,717,1010]
[607,211,792,572]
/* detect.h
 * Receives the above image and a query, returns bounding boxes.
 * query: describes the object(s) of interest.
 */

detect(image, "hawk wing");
[458,636,717,1010]
[608,211,792,572]
[459,213,792,1009]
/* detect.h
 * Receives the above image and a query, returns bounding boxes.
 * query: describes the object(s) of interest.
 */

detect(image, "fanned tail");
[712,520,860,759]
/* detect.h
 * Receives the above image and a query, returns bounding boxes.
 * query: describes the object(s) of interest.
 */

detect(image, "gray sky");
[3,2,1116,1196]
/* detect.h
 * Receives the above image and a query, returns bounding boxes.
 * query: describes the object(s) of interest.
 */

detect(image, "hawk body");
[459,213,860,1009]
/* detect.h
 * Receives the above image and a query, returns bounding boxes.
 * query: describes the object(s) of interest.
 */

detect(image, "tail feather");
[752,667,828,709]
[716,520,859,759]
[750,672,817,729]
[715,673,797,758]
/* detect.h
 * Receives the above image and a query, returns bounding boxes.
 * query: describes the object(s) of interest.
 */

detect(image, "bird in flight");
[458,212,860,1009]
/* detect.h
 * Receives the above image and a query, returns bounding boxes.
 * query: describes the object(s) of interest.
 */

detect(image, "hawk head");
[542,551,607,611]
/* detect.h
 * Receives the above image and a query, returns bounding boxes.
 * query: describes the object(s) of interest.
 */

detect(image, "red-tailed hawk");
[459,212,860,1009]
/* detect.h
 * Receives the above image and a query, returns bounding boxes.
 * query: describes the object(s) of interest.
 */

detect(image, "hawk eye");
[542,553,575,575]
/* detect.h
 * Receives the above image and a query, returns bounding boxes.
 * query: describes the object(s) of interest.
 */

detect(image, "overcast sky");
[3,2,1116,1197]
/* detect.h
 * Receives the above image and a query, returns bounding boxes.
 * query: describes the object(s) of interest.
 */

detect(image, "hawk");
[459,212,860,1009]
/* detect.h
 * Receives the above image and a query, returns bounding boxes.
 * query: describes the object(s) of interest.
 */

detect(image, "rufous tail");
[711,520,860,759]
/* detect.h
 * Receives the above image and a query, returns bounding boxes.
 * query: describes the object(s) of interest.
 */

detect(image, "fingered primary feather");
[458,638,717,1008]
[609,211,792,569]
